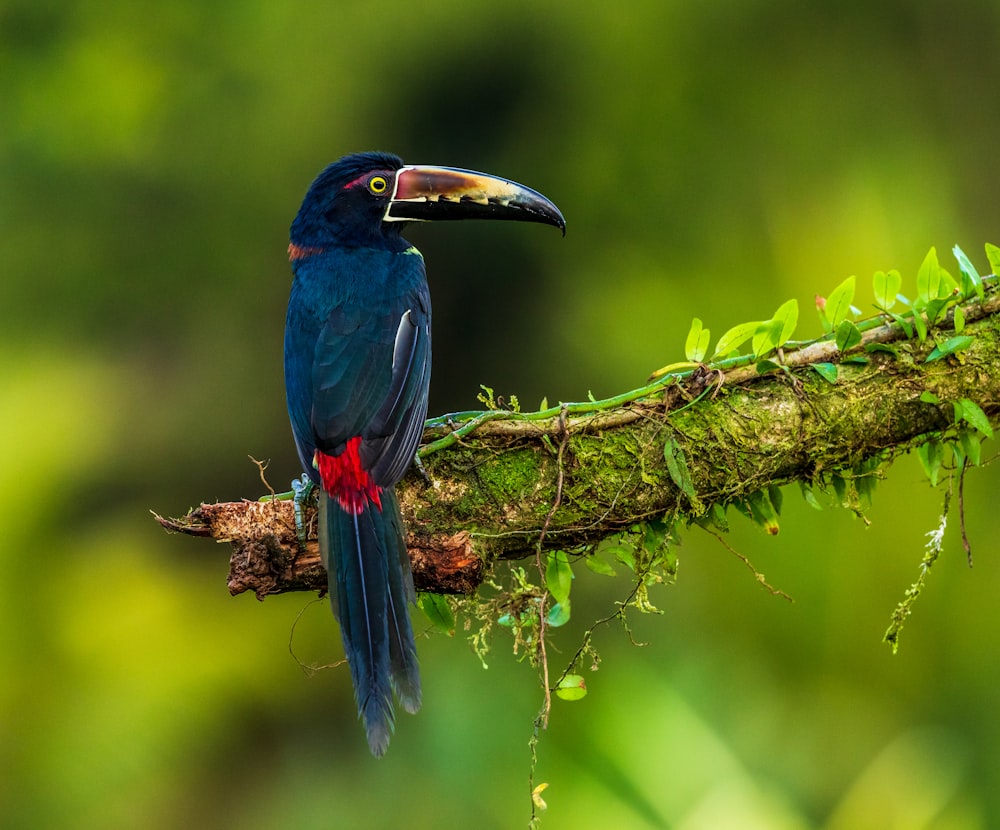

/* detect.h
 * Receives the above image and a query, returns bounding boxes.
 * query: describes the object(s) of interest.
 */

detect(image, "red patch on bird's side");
[288,243,325,261]
[315,437,382,515]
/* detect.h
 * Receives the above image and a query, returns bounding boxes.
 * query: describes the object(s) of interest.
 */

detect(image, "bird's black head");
[290,152,565,255]
[290,151,406,251]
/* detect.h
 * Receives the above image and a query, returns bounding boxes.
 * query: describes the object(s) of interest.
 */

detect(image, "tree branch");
[157,294,1000,599]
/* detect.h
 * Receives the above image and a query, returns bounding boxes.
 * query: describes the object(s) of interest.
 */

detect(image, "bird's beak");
[385,165,565,234]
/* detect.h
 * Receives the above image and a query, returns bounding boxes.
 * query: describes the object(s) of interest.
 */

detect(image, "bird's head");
[290,151,565,252]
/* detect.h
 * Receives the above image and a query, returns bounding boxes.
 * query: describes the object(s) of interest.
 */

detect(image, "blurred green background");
[3,1,1000,827]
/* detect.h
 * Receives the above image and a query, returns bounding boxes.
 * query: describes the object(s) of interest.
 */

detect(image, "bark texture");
[157,295,1000,599]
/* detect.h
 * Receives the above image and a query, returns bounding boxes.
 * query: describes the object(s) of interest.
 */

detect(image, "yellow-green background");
[3,2,1000,827]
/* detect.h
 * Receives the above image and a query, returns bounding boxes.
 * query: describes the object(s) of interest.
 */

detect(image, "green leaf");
[917,439,944,487]
[604,542,636,572]
[925,335,973,363]
[919,391,940,404]
[835,319,862,352]
[799,481,824,510]
[685,317,711,362]
[953,305,965,334]
[873,269,902,311]
[960,430,982,466]
[746,489,780,535]
[713,320,761,358]
[887,310,914,339]
[755,359,781,374]
[768,484,783,516]
[955,398,994,438]
[916,247,941,305]
[584,555,616,576]
[953,245,984,300]
[831,473,847,505]
[419,593,455,635]
[555,674,588,701]
[545,550,573,605]
[951,441,966,471]
[938,267,958,297]
[546,600,571,627]
[772,299,799,346]
[825,276,856,328]
[864,343,899,356]
[912,309,928,343]
[986,242,1000,275]
[812,363,838,383]
[752,318,784,359]
[924,296,953,326]
[663,437,697,501]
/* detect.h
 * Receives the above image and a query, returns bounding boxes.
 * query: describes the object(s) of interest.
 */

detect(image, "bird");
[283,151,565,755]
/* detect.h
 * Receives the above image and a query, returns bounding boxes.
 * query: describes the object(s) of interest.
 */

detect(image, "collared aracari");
[284,151,564,755]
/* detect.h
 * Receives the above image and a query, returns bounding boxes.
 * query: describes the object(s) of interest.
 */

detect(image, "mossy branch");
[157,290,1000,600]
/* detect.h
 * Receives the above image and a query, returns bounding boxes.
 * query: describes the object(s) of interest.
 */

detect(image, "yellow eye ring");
[368,175,388,194]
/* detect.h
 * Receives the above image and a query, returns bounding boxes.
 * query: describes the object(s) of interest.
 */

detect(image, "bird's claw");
[412,453,432,485]
[291,474,317,545]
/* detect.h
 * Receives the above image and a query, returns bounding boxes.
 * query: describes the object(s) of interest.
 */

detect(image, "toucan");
[284,151,564,755]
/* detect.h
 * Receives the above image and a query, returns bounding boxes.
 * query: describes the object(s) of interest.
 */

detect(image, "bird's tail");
[318,488,421,756]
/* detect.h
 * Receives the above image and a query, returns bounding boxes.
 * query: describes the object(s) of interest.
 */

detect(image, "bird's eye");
[368,175,389,195]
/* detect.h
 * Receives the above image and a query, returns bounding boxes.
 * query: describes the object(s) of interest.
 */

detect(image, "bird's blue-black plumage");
[283,150,563,756]
[284,153,428,756]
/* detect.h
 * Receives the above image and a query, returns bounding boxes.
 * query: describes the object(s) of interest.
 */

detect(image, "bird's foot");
[291,474,317,545]
[412,453,432,485]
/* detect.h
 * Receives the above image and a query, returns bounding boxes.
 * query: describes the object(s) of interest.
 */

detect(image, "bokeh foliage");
[3,1,1000,827]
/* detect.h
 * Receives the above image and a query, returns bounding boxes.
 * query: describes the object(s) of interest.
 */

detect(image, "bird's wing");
[360,295,431,486]
[308,264,431,488]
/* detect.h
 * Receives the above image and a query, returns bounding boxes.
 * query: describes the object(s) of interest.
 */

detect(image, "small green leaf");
[555,674,588,701]
[772,299,799,346]
[545,550,573,605]
[986,242,1000,275]
[831,473,847,505]
[953,245,983,300]
[919,391,940,404]
[746,489,780,535]
[539,396,548,411]
[916,247,941,305]
[841,355,870,366]
[713,320,761,358]
[924,296,953,325]
[865,343,899,356]
[605,543,636,572]
[663,437,697,501]
[952,442,966,471]
[752,318,785,359]
[917,439,944,487]
[955,398,994,438]
[826,276,856,328]
[546,600,571,627]
[812,362,838,383]
[953,305,965,334]
[419,593,455,635]
[708,502,729,531]
[755,359,781,374]
[873,269,902,311]
[887,311,914,339]
[768,484,783,516]
[835,319,862,352]
[912,309,928,343]
[685,317,711,362]
[584,555,616,577]
[925,335,974,363]
[960,430,982,466]
[799,481,824,510]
